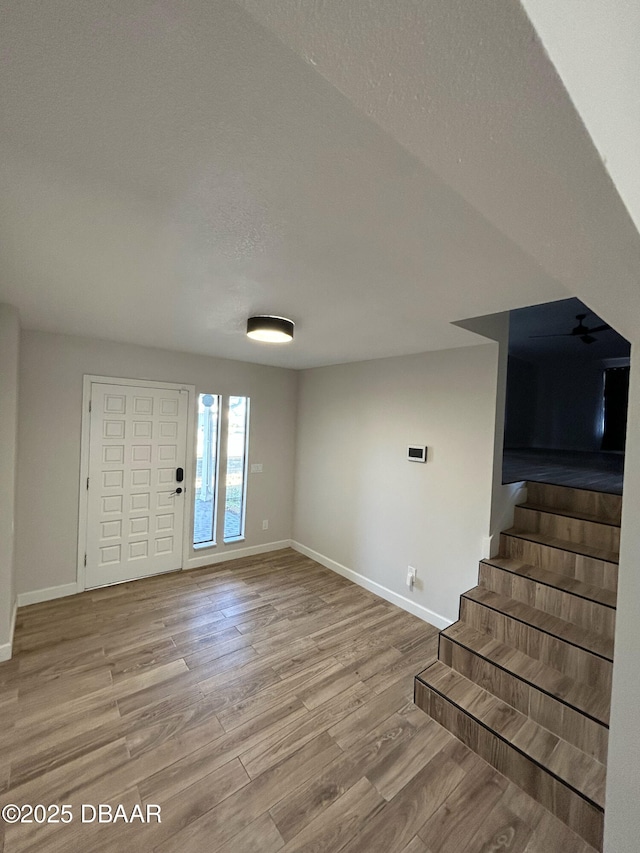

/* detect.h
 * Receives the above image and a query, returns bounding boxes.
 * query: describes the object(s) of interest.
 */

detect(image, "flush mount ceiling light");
[246,315,294,343]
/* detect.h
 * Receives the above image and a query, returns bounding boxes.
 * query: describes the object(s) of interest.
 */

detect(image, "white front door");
[85,382,189,588]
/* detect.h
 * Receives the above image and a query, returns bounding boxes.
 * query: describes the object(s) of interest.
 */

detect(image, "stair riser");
[527,482,622,525]
[459,597,612,692]
[439,635,608,762]
[478,563,616,642]
[500,533,618,592]
[414,680,603,851]
[513,506,620,553]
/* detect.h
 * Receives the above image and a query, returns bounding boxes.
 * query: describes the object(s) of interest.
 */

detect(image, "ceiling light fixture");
[246,315,294,343]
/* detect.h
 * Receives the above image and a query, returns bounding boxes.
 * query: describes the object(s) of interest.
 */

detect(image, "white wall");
[522,0,640,238]
[0,304,20,660]
[604,342,640,851]
[454,312,525,548]
[292,343,499,627]
[15,330,298,598]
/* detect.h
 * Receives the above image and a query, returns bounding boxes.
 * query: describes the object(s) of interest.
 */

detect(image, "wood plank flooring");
[0,549,597,852]
[502,449,624,495]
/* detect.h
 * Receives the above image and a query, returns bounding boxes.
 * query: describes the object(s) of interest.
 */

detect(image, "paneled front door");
[84,381,189,588]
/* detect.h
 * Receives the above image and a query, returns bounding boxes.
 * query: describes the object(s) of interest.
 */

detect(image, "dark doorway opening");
[502,297,630,494]
[601,366,630,452]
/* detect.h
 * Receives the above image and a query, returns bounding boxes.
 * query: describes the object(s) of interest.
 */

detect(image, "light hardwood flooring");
[0,549,598,852]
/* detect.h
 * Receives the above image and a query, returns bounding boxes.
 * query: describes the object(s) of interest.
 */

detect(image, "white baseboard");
[185,540,292,572]
[481,535,494,560]
[0,601,18,662]
[12,539,450,637]
[17,582,79,608]
[14,544,292,608]
[291,541,452,631]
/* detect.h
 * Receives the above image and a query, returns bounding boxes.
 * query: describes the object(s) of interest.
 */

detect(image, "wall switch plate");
[250,463,263,473]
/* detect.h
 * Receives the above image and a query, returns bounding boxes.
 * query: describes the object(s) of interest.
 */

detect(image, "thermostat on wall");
[407,445,427,462]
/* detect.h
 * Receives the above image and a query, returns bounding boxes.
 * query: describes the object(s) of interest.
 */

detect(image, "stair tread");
[482,556,617,609]
[417,660,606,808]
[503,527,619,564]
[463,586,614,661]
[517,501,621,528]
[442,620,610,724]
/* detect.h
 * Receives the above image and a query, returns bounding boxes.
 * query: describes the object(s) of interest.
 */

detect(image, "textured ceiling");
[0,1,638,368]
[522,0,640,238]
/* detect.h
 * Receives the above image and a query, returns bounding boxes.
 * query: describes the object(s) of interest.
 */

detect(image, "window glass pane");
[194,393,220,546]
[224,396,249,540]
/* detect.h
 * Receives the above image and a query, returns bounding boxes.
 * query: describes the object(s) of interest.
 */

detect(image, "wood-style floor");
[503,448,624,495]
[0,549,598,852]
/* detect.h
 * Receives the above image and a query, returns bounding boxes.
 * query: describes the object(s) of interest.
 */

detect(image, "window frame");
[193,392,222,549]
[223,396,250,543]
[192,394,251,549]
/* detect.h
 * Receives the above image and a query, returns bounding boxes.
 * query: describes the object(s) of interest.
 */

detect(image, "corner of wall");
[0,303,20,662]
[0,601,18,663]
[290,540,453,631]
[453,310,516,546]
[489,481,528,551]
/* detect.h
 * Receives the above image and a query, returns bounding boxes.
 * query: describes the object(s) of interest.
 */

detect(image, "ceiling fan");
[529,313,611,345]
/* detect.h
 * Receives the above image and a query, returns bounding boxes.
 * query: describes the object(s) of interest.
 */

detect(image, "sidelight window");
[193,394,250,547]
[193,394,221,546]
[224,396,249,541]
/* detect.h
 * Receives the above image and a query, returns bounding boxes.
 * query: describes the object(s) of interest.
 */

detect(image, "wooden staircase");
[414,482,621,851]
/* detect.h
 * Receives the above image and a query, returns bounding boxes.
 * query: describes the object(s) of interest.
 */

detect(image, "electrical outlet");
[406,565,417,590]
[262,519,269,530]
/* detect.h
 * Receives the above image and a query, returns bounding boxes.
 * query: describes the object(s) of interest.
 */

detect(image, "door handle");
[170,487,183,496]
